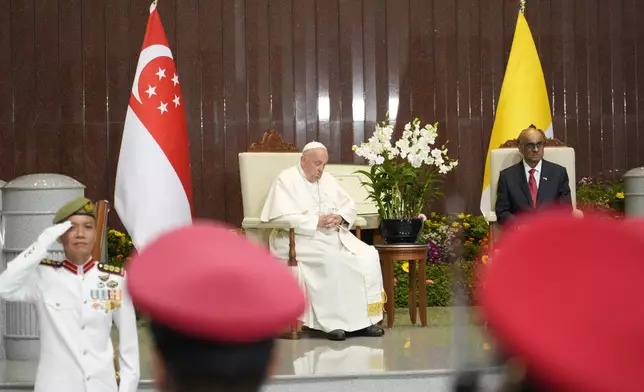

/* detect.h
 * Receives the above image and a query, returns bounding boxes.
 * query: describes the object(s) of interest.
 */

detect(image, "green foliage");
[392,260,479,307]
[355,159,442,219]
[576,177,624,217]
[420,213,489,264]
[386,212,488,308]
[107,228,135,268]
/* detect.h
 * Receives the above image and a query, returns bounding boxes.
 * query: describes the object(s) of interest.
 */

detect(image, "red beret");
[478,212,644,392]
[126,220,306,342]
[624,217,644,233]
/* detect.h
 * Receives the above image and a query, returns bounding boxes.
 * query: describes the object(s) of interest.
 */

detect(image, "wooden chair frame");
[91,200,110,262]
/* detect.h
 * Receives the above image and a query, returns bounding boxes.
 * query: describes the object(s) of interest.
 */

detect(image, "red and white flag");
[115,1,193,250]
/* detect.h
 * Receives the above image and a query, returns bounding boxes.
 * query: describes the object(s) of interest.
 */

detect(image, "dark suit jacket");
[495,159,572,225]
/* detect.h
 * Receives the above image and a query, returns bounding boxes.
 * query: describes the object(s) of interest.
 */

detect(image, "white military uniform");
[260,162,385,333]
[0,224,140,392]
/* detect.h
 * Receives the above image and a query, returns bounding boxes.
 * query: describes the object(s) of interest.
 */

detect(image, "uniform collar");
[62,257,96,275]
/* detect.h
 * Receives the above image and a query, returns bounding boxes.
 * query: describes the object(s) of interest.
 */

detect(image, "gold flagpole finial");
[519,0,526,13]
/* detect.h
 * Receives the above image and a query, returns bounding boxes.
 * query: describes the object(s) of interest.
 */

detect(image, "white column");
[2,174,85,360]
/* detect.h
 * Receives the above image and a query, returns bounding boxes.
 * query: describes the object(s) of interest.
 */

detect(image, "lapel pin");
[543,177,548,181]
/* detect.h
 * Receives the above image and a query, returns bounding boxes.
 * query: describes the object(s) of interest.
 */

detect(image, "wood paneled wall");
[1,0,643,227]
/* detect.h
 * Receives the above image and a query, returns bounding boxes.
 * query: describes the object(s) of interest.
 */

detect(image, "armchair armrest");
[241,218,298,270]
[241,218,296,230]
[243,216,368,230]
[354,216,367,228]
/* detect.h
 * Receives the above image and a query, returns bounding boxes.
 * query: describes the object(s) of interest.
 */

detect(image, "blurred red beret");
[623,217,644,234]
[478,212,644,391]
[126,220,306,343]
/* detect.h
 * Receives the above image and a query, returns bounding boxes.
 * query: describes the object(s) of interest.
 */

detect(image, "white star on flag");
[173,95,180,107]
[155,67,166,80]
[171,73,179,86]
[145,85,157,98]
[157,101,168,114]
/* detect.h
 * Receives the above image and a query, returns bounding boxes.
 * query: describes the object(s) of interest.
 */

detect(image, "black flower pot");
[379,218,424,244]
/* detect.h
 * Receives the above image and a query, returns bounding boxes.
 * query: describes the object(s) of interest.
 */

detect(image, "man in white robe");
[260,141,385,341]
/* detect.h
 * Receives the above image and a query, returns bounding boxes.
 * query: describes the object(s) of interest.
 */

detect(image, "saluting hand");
[37,221,73,246]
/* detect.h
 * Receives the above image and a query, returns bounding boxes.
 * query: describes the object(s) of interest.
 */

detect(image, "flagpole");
[519,0,526,13]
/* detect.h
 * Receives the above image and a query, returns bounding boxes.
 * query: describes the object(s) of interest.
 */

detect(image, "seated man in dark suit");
[495,125,572,225]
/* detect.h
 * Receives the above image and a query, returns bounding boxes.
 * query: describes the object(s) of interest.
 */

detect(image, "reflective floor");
[275,307,494,376]
[0,307,494,383]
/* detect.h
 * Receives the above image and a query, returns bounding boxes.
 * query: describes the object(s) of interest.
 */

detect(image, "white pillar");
[2,174,84,360]
[0,178,6,360]
[624,167,644,218]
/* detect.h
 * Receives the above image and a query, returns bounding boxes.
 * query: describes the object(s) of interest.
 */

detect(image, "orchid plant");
[352,115,458,220]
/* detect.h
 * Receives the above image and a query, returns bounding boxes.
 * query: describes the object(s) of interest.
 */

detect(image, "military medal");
[99,274,110,282]
[89,287,122,313]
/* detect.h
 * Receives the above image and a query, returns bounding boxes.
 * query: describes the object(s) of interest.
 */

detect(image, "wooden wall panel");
[199,0,226,222]
[1,0,643,228]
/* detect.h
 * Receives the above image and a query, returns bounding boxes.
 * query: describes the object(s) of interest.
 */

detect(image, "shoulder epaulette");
[97,263,125,277]
[40,259,63,268]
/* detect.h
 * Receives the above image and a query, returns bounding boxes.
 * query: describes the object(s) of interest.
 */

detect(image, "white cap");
[302,141,327,152]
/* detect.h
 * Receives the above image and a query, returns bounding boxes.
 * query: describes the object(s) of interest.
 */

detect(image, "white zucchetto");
[302,141,327,153]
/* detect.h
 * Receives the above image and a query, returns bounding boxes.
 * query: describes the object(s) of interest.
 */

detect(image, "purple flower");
[418,213,427,221]
[426,240,442,263]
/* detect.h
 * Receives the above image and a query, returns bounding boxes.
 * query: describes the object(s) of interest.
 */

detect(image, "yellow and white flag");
[480,11,552,217]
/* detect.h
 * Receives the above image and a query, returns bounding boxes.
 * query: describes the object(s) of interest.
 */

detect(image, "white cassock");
[260,163,385,333]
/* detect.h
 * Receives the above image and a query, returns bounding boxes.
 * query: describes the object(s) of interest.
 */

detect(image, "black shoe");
[361,325,385,337]
[327,329,346,341]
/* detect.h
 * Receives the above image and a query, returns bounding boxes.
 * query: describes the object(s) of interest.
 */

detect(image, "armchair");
[486,139,581,245]
[238,130,377,339]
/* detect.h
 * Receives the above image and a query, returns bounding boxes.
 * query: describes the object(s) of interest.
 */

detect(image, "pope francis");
[260,141,385,341]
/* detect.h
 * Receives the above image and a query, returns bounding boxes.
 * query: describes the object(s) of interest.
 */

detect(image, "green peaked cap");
[53,197,96,224]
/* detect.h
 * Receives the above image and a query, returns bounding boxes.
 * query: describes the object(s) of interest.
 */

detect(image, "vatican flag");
[479,10,552,217]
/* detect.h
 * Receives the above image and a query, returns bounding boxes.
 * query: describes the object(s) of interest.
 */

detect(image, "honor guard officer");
[0,197,140,392]
[455,212,644,391]
[127,221,307,392]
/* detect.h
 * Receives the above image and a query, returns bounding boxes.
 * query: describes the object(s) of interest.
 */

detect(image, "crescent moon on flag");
[131,44,174,104]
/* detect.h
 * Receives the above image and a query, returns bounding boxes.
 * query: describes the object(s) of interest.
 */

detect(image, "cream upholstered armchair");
[486,138,582,244]
[238,130,378,339]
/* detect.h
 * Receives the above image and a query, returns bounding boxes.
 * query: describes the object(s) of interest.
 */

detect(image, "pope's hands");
[37,221,72,246]
[318,214,343,229]
[328,215,343,227]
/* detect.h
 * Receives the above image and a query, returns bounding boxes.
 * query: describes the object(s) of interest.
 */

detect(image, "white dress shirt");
[523,159,542,189]
[0,243,140,392]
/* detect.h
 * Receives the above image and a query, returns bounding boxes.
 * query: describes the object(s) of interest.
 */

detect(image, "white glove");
[37,221,73,247]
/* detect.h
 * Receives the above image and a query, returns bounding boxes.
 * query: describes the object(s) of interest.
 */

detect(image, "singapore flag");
[115,0,193,251]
